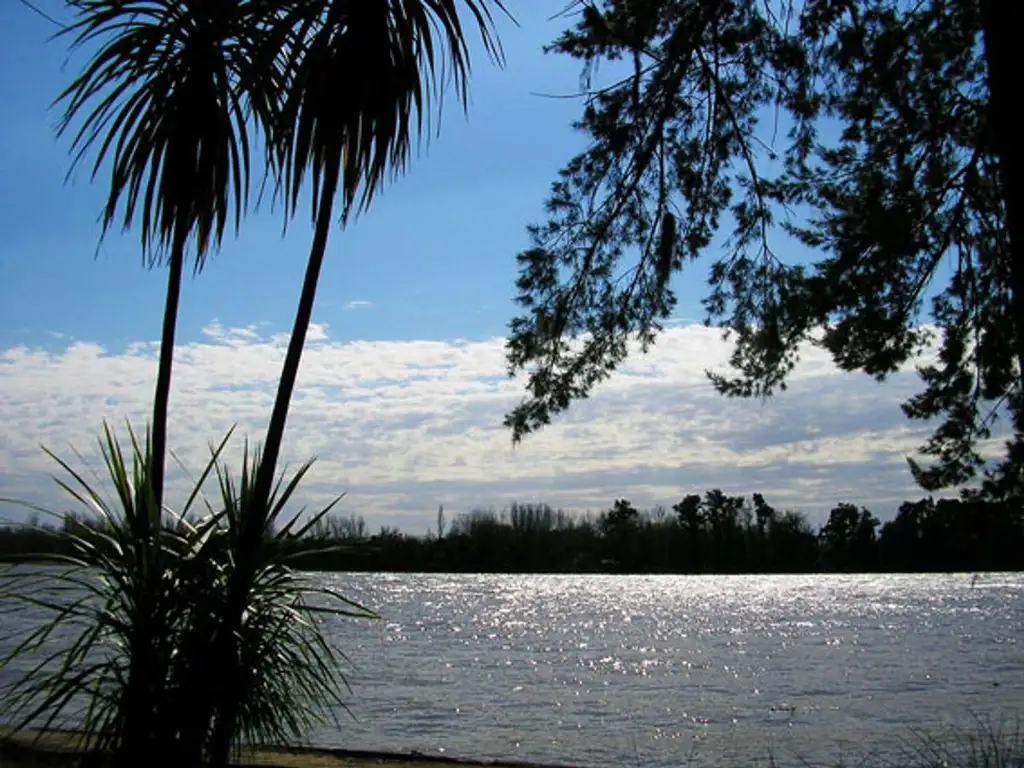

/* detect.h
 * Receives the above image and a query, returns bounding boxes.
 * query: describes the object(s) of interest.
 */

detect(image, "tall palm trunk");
[150,219,190,513]
[206,153,342,768]
[251,152,342,512]
[980,0,1024,398]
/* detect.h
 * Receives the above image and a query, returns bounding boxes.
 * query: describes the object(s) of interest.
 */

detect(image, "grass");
[886,716,1024,768]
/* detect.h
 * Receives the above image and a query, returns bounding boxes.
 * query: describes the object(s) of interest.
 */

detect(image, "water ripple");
[316,573,1024,767]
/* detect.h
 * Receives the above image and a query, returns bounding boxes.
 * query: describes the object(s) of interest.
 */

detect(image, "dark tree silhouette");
[9,489,1018,574]
[819,503,880,572]
[503,0,1024,501]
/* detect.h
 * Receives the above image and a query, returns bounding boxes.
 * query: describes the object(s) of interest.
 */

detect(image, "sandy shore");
[0,728,587,768]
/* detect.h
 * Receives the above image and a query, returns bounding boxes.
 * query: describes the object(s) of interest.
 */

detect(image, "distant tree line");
[3,491,1021,574]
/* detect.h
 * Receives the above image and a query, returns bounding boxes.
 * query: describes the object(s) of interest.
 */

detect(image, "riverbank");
[4,718,1023,768]
[0,728,587,768]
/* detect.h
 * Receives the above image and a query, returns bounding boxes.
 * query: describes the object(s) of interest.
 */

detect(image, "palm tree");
[56,0,283,516]
[54,2,283,763]
[202,2,508,763]
[250,0,508,515]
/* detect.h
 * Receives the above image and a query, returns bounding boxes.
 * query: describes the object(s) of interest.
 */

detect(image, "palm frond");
[276,0,509,224]
[56,0,284,269]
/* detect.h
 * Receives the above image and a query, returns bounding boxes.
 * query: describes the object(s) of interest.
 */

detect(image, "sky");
[0,1,995,534]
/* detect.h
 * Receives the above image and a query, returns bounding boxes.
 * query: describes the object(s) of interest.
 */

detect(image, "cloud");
[344,300,373,311]
[0,322,1007,533]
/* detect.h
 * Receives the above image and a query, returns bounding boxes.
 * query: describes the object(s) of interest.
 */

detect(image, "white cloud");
[344,300,373,311]
[0,322,1006,533]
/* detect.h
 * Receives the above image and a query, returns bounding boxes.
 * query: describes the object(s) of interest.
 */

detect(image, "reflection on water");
[319,573,1023,767]
[2,572,1022,767]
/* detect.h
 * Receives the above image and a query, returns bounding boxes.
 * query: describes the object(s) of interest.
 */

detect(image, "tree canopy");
[504,0,1023,501]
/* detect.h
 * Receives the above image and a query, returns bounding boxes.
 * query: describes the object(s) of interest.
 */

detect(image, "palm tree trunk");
[980,0,1024,398]
[251,155,342,511]
[206,155,342,768]
[150,219,189,514]
[115,599,169,768]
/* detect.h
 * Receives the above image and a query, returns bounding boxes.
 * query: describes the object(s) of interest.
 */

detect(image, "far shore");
[0,727,587,768]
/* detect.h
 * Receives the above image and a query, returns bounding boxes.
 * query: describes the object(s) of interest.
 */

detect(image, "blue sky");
[0,2,994,533]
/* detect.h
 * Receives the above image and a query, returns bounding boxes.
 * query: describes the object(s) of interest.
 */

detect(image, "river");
[2,571,1022,767]
[317,572,1023,767]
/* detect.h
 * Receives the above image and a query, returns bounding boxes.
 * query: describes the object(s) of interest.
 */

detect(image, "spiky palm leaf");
[0,423,228,766]
[198,441,376,767]
[0,425,375,768]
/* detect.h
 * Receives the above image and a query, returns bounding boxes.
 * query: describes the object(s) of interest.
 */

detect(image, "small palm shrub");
[0,422,376,768]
